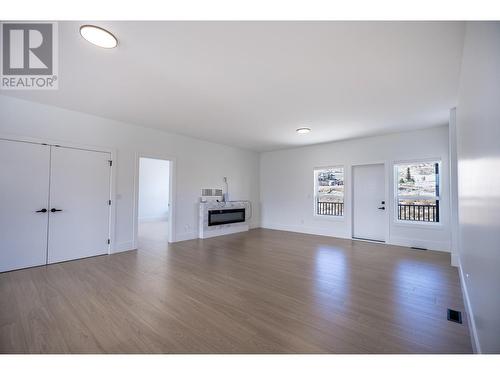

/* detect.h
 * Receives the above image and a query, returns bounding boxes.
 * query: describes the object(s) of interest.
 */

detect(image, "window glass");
[315,167,344,216]
[395,162,440,222]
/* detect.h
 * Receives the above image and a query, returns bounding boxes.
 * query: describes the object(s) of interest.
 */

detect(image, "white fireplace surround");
[198,201,250,239]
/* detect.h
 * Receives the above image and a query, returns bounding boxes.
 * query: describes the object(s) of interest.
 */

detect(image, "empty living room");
[1,1,499,373]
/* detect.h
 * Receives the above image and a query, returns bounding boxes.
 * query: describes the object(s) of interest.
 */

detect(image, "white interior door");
[352,163,386,242]
[0,140,50,272]
[48,146,111,264]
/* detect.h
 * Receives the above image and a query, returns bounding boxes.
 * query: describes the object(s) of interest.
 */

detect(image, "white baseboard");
[458,259,482,354]
[249,221,261,229]
[173,231,198,242]
[451,253,460,267]
[111,241,135,254]
[387,236,451,253]
[261,222,350,239]
[174,222,260,242]
[262,223,451,254]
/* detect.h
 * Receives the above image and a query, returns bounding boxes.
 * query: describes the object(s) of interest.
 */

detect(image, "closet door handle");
[35,208,47,213]
[50,208,63,213]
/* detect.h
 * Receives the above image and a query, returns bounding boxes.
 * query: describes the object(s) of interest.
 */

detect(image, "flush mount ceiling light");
[296,127,311,135]
[80,25,118,49]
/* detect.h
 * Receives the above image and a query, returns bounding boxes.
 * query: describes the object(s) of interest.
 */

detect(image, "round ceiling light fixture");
[80,25,118,49]
[296,127,311,135]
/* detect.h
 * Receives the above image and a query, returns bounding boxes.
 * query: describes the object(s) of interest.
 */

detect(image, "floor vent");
[411,246,427,251]
[447,308,463,324]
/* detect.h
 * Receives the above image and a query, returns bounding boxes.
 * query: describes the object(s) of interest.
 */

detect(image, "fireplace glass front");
[208,208,246,226]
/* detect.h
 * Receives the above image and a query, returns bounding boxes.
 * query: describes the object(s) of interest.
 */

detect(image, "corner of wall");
[457,259,482,354]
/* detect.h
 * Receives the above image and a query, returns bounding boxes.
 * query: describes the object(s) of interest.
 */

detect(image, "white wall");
[455,21,500,354]
[260,126,451,251]
[0,95,261,251]
[138,158,170,222]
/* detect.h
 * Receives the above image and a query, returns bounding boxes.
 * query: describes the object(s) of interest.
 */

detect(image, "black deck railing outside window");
[317,200,438,221]
[398,202,439,222]
[317,201,344,216]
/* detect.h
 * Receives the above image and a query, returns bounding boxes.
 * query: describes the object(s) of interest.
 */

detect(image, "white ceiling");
[4,21,465,151]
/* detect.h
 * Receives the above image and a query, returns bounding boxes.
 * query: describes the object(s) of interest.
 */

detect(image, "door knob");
[35,208,47,213]
[50,208,63,212]
[378,207,385,210]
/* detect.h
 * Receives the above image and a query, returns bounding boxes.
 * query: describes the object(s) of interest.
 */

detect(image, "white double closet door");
[0,139,111,272]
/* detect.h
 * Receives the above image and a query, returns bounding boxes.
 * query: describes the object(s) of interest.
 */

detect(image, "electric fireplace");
[208,208,246,226]
[199,201,250,239]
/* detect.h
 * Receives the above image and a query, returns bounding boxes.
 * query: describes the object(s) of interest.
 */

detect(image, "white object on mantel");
[199,201,249,239]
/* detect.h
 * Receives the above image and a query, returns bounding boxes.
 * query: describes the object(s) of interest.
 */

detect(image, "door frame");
[350,161,390,243]
[133,152,176,247]
[0,133,116,255]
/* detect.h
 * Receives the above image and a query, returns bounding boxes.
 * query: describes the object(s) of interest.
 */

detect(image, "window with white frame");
[314,167,344,216]
[395,161,440,223]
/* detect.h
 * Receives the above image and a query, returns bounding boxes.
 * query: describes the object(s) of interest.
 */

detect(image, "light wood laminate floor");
[0,228,471,353]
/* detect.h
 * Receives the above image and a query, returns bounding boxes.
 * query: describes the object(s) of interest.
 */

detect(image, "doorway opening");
[137,157,171,248]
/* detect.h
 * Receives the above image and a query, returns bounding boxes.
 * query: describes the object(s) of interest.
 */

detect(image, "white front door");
[47,146,111,264]
[0,140,50,272]
[352,163,386,242]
